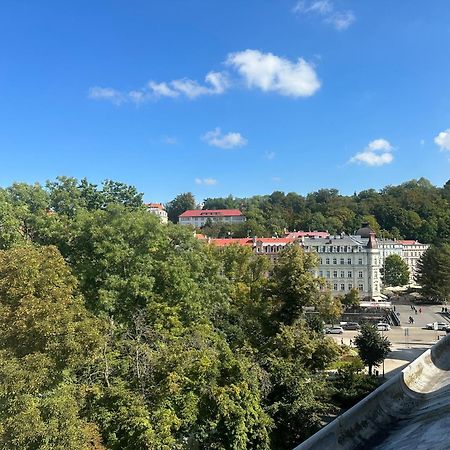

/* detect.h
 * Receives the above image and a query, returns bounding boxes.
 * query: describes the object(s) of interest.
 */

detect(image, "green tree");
[354,324,391,375]
[415,244,450,303]
[342,288,361,308]
[166,192,196,223]
[382,254,410,286]
[0,245,105,449]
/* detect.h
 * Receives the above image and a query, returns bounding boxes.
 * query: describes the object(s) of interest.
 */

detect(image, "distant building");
[398,240,429,283]
[284,231,330,239]
[178,209,246,227]
[146,203,168,224]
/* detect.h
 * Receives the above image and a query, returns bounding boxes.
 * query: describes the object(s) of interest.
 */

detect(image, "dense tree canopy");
[1,176,437,448]
[382,254,410,287]
[416,244,450,303]
[190,178,450,244]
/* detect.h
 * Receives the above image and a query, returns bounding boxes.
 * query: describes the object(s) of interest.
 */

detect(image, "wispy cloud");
[434,129,450,151]
[227,49,320,97]
[349,139,394,167]
[89,71,229,105]
[202,128,247,149]
[293,1,355,31]
[161,136,178,145]
[264,151,276,160]
[195,177,218,185]
[89,49,320,104]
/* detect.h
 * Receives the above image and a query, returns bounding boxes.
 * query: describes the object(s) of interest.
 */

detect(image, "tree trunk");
[368,364,372,376]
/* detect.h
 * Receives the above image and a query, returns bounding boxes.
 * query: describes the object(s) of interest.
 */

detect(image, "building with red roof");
[179,209,246,227]
[145,203,168,224]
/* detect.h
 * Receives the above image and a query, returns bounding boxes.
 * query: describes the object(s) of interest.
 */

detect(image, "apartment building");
[179,209,246,227]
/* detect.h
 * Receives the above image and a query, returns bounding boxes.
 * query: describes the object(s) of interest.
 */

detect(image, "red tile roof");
[179,209,243,218]
[210,238,253,247]
[398,240,418,245]
[146,203,165,210]
[256,238,294,244]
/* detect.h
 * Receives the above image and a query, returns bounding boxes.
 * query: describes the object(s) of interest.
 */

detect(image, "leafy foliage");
[382,254,410,286]
[354,324,391,375]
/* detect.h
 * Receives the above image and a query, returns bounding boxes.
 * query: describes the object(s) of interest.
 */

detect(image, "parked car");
[376,323,391,331]
[425,322,448,330]
[342,322,360,330]
[325,326,344,334]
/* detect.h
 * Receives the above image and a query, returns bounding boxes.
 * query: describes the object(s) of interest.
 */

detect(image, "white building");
[179,209,246,227]
[146,203,168,224]
[302,228,382,300]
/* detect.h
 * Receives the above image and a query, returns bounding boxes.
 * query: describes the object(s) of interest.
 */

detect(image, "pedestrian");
[341,338,344,345]
[415,308,418,315]
[349,339,353,346]
[412,317,414,324]
[442,307,445,313]
[393,305,396,312]
[419,308,422,314]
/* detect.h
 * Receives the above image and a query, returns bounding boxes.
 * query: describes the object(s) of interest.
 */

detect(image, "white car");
[425,322,448,331]
[377,323,391,331]
[325,326,344,334]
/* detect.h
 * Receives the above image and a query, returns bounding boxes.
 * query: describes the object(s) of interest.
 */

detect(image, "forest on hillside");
[0,176,383,449]
[166,178,450,244]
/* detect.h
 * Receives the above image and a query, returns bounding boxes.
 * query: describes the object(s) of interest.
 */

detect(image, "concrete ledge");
[294,334,450,449]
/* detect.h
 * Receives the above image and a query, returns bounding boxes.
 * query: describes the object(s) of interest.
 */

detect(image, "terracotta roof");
[398,240,418,245]
[210,238,253,247]
[146,203,165,210]
[179,209,243,218]
[256,238,294,244]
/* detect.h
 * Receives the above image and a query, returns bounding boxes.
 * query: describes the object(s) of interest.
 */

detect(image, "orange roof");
[146,203,165,210]
[256,238,294,244]
[398,240,418,245]
[210,238,253,247]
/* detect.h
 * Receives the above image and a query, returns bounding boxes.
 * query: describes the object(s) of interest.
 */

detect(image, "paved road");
[329,303,450,377]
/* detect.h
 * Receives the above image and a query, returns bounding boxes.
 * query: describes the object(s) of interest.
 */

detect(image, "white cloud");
[264,151,276,160]
[227,49,320,97]
[349,138,394,167]
[89,50,321,104]
[88,87,124,105]
[293,0,355,31]
[434,129,450,151]
[162,136,178,145]
[89,71,228,105]
[202,127,247,149]
[195,177,217,185]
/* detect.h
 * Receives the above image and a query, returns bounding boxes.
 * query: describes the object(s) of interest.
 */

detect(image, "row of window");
[307,245,363,253]
[320,257,364,265]
[320,270,364,279]
[328,282,364,292]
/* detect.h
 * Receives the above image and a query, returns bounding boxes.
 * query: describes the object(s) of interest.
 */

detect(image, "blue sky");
[1,1,450,203]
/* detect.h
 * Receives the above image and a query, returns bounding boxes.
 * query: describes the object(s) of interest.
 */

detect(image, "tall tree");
[382,254,410,286]
[354,324,391,375]
[415,244,450,303]
[166,192,196,223]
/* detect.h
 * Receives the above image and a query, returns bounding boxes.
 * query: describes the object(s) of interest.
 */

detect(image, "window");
[340,258,345,265]
[358,258,363,265]
[319,270,323,277]
[340,271,345,278]
[348,271,352,278]
[374,282,379,291]
[340,283,345,291]
[358,283,364,291]
[348,283,353,290]
[333,258,337,264]
[333,270,338,278]
[358,271,363,278]
[333,283,338,291]
[326,258,330,264]
[374,271,378,279]
[347,258,352,265]
[320,258,323,264]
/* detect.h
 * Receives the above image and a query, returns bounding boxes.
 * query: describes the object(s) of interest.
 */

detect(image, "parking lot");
[328,303,450,378]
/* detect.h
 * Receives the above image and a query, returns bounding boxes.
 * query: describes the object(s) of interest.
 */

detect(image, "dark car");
[342,322,360,330]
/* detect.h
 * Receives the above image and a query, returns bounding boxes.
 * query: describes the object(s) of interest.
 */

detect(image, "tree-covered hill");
[168,178,450,244]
